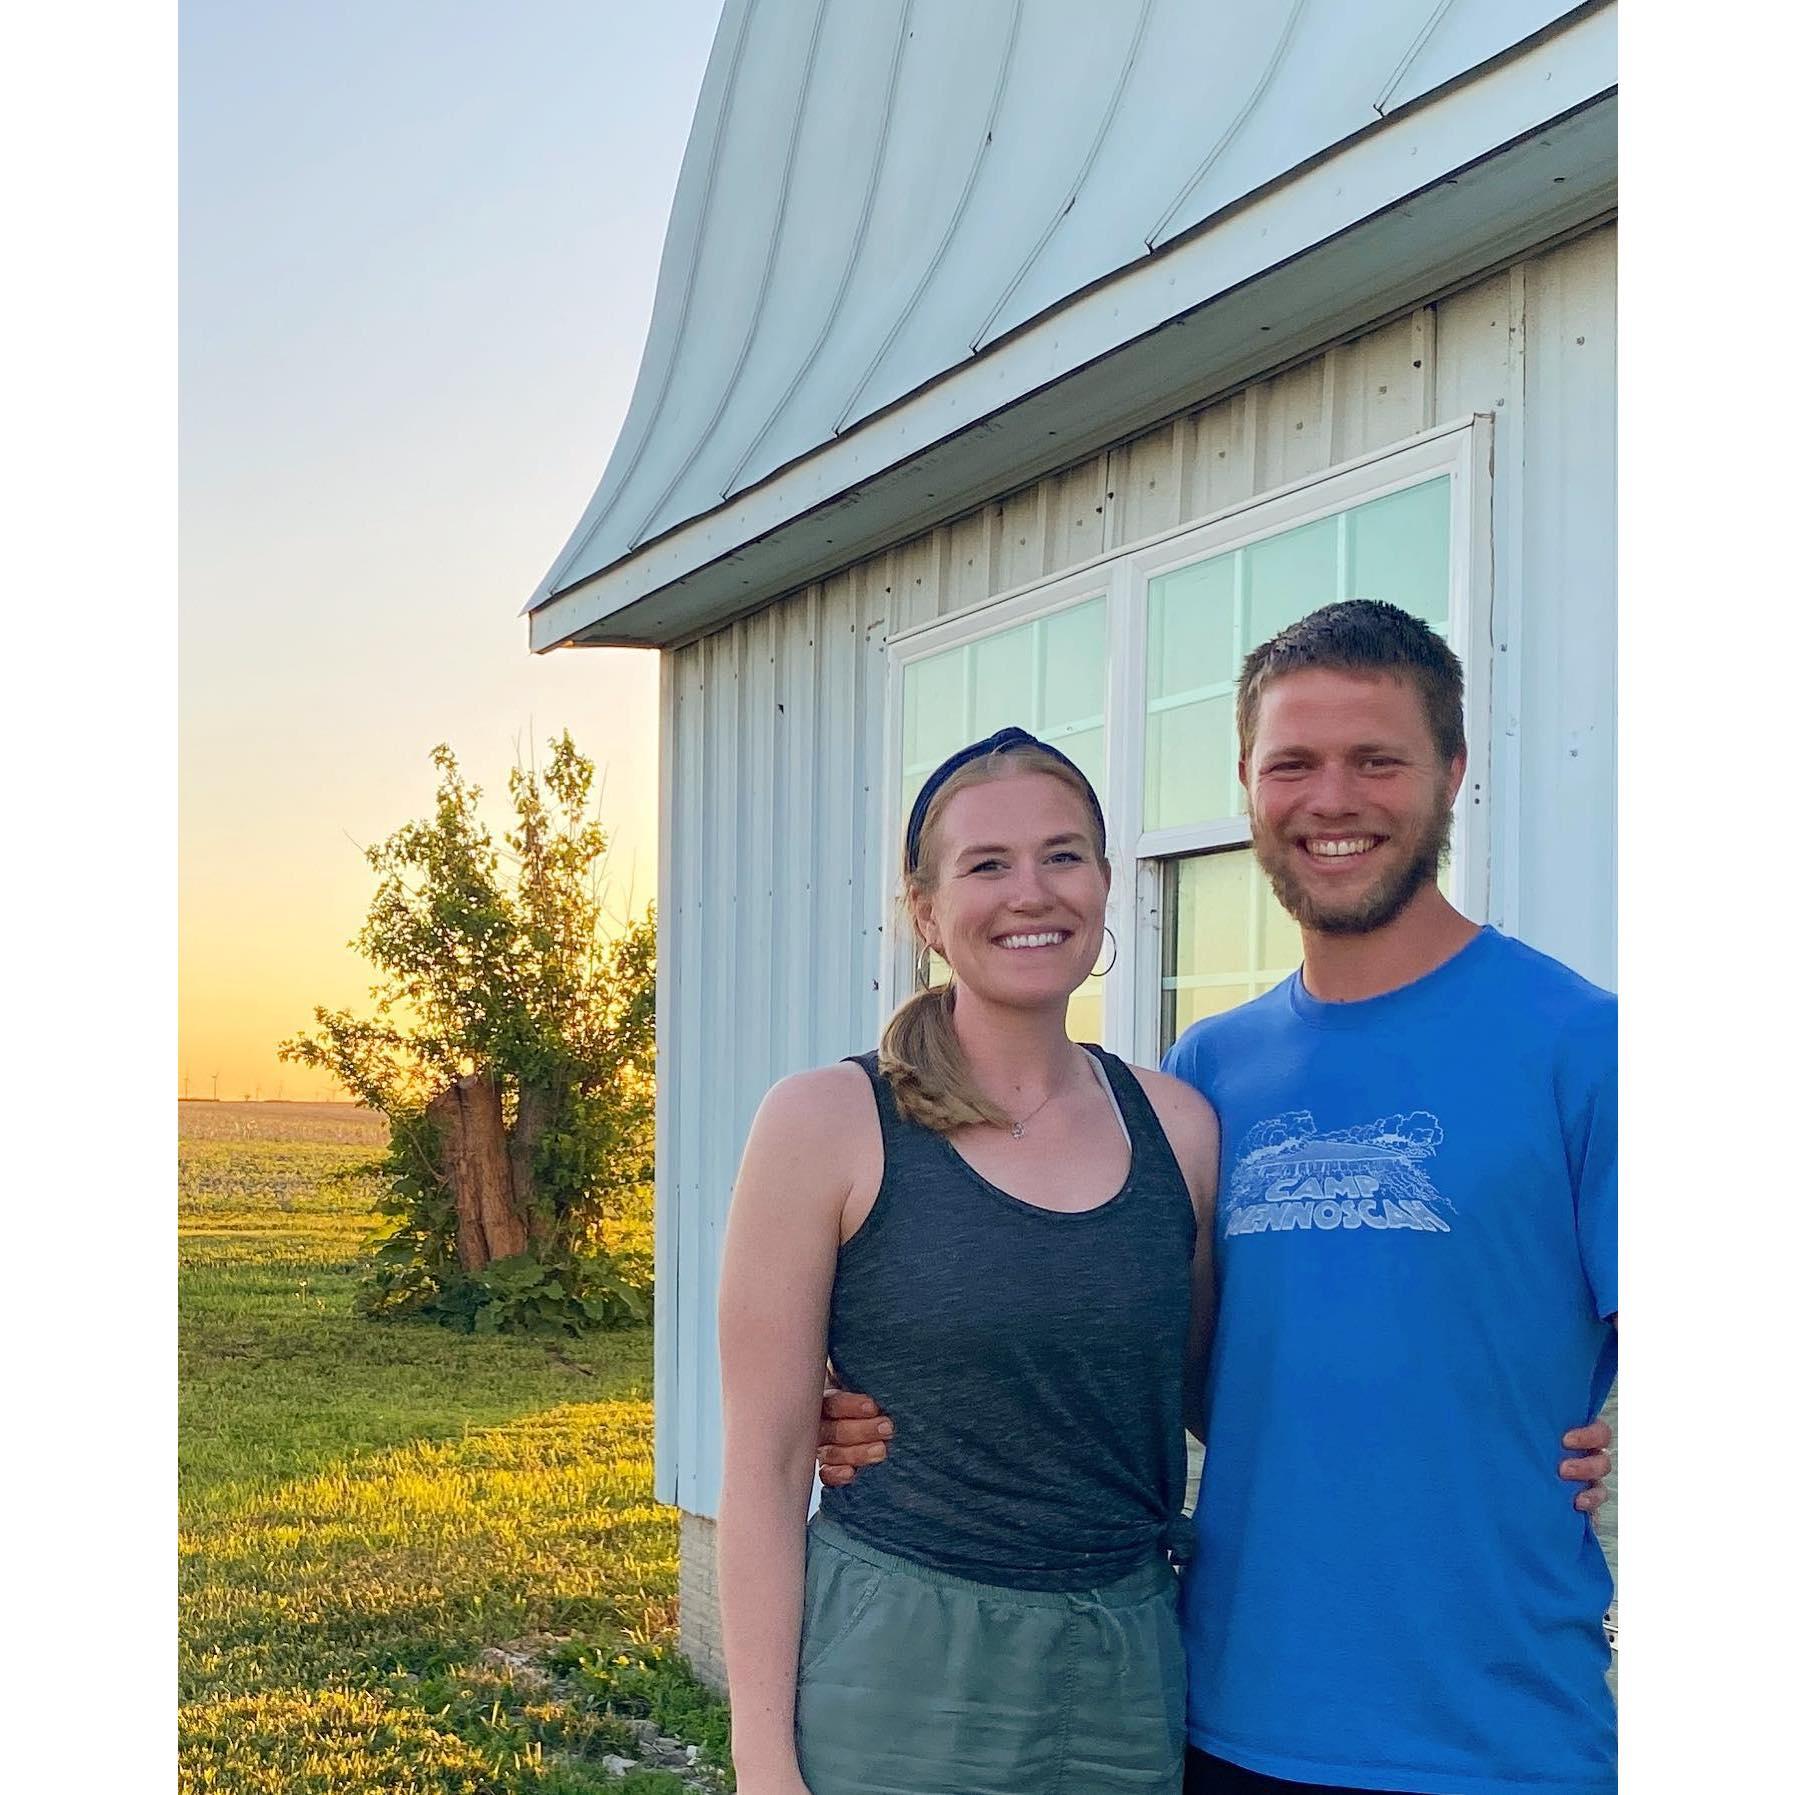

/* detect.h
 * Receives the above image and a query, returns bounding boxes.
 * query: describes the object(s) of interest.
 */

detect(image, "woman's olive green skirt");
[795,1515,1185,1795]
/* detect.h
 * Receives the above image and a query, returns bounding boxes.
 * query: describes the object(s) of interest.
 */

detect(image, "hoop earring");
[1093,926,1118,979]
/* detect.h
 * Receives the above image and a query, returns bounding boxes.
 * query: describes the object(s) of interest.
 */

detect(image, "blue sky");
[180,0,725,1096]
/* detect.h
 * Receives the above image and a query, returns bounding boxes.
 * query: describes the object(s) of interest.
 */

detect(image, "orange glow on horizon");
[180,656,659,1104]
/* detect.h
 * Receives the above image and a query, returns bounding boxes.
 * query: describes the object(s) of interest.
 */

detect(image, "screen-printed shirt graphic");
[1223,1108,1452,1236]
[1163,928,1618,1795]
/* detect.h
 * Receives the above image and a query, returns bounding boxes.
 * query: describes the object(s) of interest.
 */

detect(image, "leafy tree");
[282,735,655,1333]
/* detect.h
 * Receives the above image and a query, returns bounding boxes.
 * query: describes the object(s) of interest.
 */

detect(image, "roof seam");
[627,0,831,552]
[544,0,756,597]
[970,0,1158,353]
[1145,0,1309,252]
[721,0,915,500]
[1375,0,1461,116]
[831,0,1023,433]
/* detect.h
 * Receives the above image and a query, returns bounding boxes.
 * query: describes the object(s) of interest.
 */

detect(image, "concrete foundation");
[677,1509,727,1695]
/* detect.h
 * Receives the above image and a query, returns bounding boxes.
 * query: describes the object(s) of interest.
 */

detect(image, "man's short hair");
[1236,600,1467,765]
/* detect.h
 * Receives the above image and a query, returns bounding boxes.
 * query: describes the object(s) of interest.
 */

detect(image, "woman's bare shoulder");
[1123,1062,1219,1201]
[1125,1062,1217,1130]
[750,1060,881,1152]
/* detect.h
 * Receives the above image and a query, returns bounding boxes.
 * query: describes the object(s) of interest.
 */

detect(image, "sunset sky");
[179,0,726,1099]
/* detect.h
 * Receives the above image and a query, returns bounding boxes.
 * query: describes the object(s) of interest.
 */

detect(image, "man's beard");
[1252,783,1456,936]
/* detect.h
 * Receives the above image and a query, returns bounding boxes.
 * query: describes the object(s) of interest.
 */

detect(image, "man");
[821,601,1617,1795]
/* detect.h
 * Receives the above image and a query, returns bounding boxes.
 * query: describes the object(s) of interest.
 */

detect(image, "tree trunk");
[426,1082,485,1271]
[428,1071,530,1271]
[509,1081,560,1253]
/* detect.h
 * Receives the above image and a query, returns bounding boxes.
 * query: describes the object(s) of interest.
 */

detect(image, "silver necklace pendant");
[1006,1063,1085,1139]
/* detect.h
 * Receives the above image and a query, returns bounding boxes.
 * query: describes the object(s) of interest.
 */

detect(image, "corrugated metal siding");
[656,564,891,1509]
[658,222,1616,1516]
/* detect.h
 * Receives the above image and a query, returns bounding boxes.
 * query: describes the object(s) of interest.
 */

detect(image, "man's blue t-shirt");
[1163,927,1617,1795]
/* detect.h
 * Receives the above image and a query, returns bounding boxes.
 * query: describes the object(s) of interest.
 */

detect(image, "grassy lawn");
[179,1102,729,1795]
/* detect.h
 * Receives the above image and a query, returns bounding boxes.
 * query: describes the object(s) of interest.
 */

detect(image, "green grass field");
[179,1102,729,1794]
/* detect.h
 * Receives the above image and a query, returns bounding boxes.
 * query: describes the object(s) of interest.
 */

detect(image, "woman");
[717,725,1219,1795]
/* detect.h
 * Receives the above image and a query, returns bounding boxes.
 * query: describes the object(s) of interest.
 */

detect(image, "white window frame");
[881,415,1495,1064]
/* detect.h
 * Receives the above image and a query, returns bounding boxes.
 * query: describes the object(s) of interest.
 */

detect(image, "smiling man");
[1164,601,1618,1795]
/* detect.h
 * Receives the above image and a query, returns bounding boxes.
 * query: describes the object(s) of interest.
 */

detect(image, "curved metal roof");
[530,0,1599,631]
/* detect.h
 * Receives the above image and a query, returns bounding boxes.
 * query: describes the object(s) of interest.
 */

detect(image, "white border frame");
[881,415,1495,1062]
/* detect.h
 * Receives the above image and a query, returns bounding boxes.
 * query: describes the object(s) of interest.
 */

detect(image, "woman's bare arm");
[717,1065,874,1792]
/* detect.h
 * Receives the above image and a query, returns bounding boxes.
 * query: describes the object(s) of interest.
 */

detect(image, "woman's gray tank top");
[818,1047,1196,1591]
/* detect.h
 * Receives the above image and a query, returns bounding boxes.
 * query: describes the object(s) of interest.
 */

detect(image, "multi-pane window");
[1159,851,1304,1050]
[1150,476,1453,1052]
[885,424,1484,1066]
[1144,479,1450,834]
[900,597,1107,814]
[899,596,1107,1045]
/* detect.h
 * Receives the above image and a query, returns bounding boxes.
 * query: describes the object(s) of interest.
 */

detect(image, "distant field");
[179,1104,723,1794]
[179,1099,390,1146]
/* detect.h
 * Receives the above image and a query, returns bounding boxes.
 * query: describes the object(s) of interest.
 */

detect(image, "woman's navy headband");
[903,726,1106,875]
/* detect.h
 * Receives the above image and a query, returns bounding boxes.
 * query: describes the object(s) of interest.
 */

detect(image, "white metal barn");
[526,0,1619,1688]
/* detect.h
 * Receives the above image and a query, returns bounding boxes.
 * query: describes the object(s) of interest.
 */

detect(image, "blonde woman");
[717,726,1218,1795]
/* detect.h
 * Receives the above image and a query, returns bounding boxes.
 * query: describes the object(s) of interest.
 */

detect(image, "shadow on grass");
[180,1135,652,1511]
